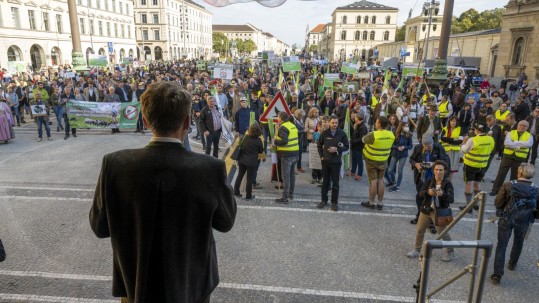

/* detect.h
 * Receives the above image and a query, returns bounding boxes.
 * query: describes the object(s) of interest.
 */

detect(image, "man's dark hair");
[378,116,389,128]
[141,82,192,135]
[433,160,448,172]
[248,123,262,138]
[330,114,339,122]
[278,111,289,122]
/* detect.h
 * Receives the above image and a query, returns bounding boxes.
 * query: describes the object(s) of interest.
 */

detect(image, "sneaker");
[37,138,42,142]
[355,175,362,181]
[376,204,383,210]
[141,130,145,134]
[507,263,516,271]
[389,186,400,192]
[441,250,454,262]
[288,195,294,200]
[490,274,501,285]
[385,181,396,188]
[57,127,60,132]
[245,195,256,201]
[316,201,327,209]
[360,201,375,209]
[407,249,420,258]
[330,204,338,211]
[234,193,242,198]
[47,137,53,141]
[275,198,289,204]
[489,191,497,197]
[410,218,418,225]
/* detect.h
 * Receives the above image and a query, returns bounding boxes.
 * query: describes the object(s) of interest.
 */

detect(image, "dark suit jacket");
[90,141,236,302]
[199,106,221,133]
[114,86,127,102]
[417,115,442,142]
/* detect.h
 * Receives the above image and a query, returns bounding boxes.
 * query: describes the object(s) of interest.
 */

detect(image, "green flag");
[397,76,405,92]
[382,69,390,95]
[250,111,255,126]
[325,107,329,116]
[343,107,351,172]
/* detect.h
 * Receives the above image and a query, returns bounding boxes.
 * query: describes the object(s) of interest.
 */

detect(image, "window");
[79,18,85,34]
[342,15,347,24]
[104,0,108,11]
[77,0,82,5]
[97,0,101,9]
[152,0,158,5]
[121,24,124,37]
[512,37,525,65]
[153,14,158,24]
[355,31,360,40]
[111,0,116,12]
[371,16,376,24]
[98,20,103,35]
[89,0,93,8]
[154,30,160,40]
[386,16,391,24]
[42,12,50,31]
[384,31,389,41]
[340,30,346,40]
[56,14,63,33]
[114,23,118,37]
[11,7,20,29]
[362,31,368,40]
[89,19,94,35]
[28,10,36,30]
[370,31,375,40]
[119,1,123,14]
[364,15,368,24]
[356,16,361,24]
[142,29,148,40]
[126,3,129,15]
[141,0,146,5]
[141,14,147,23]
[8,46,21,61]
[127,25,131,38]
[106,21,111,36]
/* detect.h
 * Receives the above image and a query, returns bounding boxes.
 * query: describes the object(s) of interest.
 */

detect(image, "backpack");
[509,83,518,92]
[502,181,537,222]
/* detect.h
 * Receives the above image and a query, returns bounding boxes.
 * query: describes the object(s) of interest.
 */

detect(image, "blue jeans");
[262,123,269,153]
[53,106,64,128]
[388,156,408,187]
[493,208,535,277]
[351,149,363,176]
[36,117,51,138]
[281,156,298,199]
[12,106,20,124]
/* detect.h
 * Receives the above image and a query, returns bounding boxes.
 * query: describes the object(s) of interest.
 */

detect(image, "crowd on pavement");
[1,57,539,287]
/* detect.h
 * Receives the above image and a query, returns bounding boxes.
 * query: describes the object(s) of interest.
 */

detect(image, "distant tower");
[408,8,412,19]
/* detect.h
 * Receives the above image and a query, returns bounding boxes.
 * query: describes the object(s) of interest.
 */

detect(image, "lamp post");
[67,0,89,72]
[421,0,440,68]
[429,0,455,85]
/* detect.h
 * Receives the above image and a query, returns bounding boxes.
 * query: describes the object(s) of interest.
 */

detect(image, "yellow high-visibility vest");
[363,129,395,162]
[463,135,495,168]
[495,110,510,122]
[503,130,531,159]
[371,96,379,110]
[260,103,268,125]
[276,121,299,152]
[441,127,461,152]
[438,101,450,118]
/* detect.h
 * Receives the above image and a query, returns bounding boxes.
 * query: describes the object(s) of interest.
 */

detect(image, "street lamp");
[421,0,440,68]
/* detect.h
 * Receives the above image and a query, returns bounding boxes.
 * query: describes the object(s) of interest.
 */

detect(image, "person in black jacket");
[317,115,350,211]
[199,96,223,158]
[526,107,539,165]
[512,97,530,123]
[350,111,368,181]
[486,115,504,172]
[234,123,264,200]
[407,160,455,262]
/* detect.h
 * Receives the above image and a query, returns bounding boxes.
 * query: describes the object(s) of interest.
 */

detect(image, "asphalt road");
[0,123,538,302]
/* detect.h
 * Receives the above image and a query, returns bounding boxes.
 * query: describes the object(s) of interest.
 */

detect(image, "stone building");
[305,24,325,55]
[494,0,539,85]
[0,0,137,68]
[212,23,289,57]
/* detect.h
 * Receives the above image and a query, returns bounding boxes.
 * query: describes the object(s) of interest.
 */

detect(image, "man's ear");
[182,114,190,130]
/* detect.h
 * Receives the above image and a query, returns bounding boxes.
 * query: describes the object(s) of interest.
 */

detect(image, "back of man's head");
[519,163,535,179]
[141,82,191,135]
[278,111,289,122]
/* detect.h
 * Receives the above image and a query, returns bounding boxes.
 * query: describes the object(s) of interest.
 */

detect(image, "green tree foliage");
[240,39,257,54]
[309,44,318,52]
[450,8,505,34]
[212,32,229,55]
[395,26,406,42]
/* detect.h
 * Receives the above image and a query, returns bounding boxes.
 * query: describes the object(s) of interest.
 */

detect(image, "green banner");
[66,100,140,129]
[88,55,108,67]
[197,60,206,70]
[281,56,301,72]
[340,62,359,75]
[323,73,340,88]
[402,66,423,77]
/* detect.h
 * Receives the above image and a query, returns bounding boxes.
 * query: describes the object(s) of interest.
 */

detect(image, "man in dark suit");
[90,82,236,303]
[526,107,539,165]
[199,95,223,158]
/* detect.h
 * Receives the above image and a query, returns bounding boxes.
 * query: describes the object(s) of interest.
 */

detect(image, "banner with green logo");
[197,60,206,70]
[341,62,359,75]
[281,56,301,72]
[66,100,140,129]
[88,55,108,67]
[323,73,340,88]
[402,66,423,77]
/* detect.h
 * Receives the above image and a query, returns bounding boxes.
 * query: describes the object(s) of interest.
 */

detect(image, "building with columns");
[329,0,398,61]
[0,0,137,69]
[133,0,213,61]
[212,23,289,57]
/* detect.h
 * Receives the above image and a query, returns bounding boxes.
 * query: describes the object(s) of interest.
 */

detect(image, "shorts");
[463,165,485,183]
[365,160,387,182]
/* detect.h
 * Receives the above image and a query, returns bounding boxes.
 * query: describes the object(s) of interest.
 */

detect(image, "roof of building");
[185,0,206,11]
[336,0,398,11]
[310,24,326,33]
[264,32,275,38]
[448,28,501,38]
[212,24,256,32]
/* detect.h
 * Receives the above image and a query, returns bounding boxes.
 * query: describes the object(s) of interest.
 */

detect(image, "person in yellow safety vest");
[273,112,299,204]
[490,120,534,196]
[436,95,453,127]
[371,90,381,111]
[459,122,495,212]
[440,117,463,180]
[495,103,510,126]
[360,116,395,210]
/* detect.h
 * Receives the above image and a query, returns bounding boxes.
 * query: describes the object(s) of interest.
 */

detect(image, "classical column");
[429,0,454,84]
[67,0,89,72]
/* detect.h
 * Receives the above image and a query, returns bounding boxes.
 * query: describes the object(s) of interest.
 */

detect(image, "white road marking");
[0,186,94,192]
[0,270,462,303]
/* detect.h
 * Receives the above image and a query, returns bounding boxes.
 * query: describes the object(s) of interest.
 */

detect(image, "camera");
[420,162,432,169]
[338,142,344,148]
[420,204,433,215]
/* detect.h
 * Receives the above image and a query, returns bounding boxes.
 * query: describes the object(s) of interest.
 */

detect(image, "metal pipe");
[437,194,479,240]
[417,241,432,303]
[422,0,435,67]
[474,245,493,303]
[467,192,487,303]
[426,268,468,299]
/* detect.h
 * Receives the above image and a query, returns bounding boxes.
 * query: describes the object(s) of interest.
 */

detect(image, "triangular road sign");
[259,91,292,123]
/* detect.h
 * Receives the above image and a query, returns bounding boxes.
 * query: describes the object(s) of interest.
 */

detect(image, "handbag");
[434,195,453,226]
[230,135,246,161]
[0,239,6,262]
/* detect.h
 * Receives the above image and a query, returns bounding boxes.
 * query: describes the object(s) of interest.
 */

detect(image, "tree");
[395,26,406,42]
[291,43,298,55]
[451,8,505,34]
[212,32,229,56]
[309,44,318,53]
[241,39,257,54]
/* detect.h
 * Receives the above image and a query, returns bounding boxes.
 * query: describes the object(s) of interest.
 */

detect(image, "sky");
[193,0,509,47]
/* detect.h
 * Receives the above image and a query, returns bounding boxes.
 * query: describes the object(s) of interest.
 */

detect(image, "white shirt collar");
[151,137,183,144]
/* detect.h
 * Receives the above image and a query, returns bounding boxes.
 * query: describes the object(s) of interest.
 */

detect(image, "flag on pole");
[250,111,255,126]
[278,69,284,89]
[382,69,390,95]
[295,72,300,92]
[397,76,405,92]
[341,107,351,177]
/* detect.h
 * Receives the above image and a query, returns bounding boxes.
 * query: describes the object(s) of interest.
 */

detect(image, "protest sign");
[66,100,140,129]
[7,61,26,74]
[341,62,359,74]
[89,55,108,67]
[31,105,47,117]
[213,64,234,79]
[308,143,322,170]
[323,73,340,88]
[281,56,301,72]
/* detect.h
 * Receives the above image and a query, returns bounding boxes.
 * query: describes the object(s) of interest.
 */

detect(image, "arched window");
[512,37,525,65]
[341,30,347,40]
[362,31,368,40]
[370,31,375,40]
[7,46,22,62]
[386,16,391,24]
[384,31,389,41]
[364,15,369,24]
[356,16,361,24]
[355,31,360,40]
[371,16,376,24]
[342,15,347,24]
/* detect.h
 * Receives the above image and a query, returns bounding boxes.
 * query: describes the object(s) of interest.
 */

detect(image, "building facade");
[305,23,325,55]
[494,0,539,86]
[212,23,289,57]
[329,0,398,61]
[0,0,137,69]
[134,0,212,61]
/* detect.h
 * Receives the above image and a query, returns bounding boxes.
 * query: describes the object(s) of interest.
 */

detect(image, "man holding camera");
[491,163,539,285]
